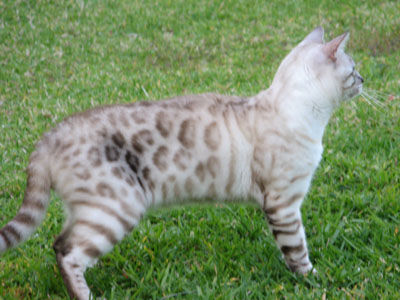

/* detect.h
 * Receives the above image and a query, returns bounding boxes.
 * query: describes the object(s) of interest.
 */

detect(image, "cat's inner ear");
[302,26,324,44]
[323,32,349,62]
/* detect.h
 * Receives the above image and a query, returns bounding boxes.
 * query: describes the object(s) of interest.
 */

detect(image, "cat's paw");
[288,262,316,275]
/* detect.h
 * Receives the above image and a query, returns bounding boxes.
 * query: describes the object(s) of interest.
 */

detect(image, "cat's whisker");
[360,91,386,111]
[360,93,375,107]
[369,91,389,99]
[363,92,385,108]
[364,87,390,96]
[360,95,373,107]
[363,90,386,100]
[364,88,394,101]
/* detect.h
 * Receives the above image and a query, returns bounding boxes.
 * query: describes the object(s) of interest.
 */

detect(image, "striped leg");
[263,193,314,274]
[54,215,140,299]
[53,189,146,299]
[53,231,93,300]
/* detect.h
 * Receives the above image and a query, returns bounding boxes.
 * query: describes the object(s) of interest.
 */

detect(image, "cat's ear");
[323,32,349,62]
[302,27,324,44]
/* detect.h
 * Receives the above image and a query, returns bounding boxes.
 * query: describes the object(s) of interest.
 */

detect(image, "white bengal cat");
[0,27,363,300]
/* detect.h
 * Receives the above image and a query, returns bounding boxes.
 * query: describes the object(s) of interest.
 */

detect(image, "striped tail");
[0,145,51,253]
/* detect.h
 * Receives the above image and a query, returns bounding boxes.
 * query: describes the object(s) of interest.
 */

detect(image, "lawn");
[0,0,399,299]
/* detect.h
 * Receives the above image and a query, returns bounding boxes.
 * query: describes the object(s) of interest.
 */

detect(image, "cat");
[0,27,363,300]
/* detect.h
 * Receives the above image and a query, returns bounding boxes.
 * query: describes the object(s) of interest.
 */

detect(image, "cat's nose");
[360,76,364,83]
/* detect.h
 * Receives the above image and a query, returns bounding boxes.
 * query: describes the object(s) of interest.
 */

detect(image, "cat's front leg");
[263,193,314,274]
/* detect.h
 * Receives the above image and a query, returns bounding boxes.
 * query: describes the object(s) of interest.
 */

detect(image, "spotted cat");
[0,27,363,300]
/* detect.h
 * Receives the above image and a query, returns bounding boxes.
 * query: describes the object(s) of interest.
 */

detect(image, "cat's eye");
[344,67,355,81]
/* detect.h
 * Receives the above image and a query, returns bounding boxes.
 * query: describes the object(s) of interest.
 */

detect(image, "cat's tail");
[0,141,51,253]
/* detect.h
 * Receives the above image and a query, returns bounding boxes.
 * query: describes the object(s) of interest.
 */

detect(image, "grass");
[0,0,399,299]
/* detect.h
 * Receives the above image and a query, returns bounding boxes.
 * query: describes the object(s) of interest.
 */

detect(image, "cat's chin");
[344,85,363,101]
[356,85,363,95]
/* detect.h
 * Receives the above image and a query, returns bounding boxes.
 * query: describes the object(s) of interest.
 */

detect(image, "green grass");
[0,0,399,299]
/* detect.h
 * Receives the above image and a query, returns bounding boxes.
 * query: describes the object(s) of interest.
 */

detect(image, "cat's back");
[42,93,239,148]
[58,92,243,129]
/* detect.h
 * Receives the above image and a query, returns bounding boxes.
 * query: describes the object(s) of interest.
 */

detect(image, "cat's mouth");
[351,84,363,99]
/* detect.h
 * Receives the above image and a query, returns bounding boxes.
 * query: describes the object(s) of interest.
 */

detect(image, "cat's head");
[272,27,363,107]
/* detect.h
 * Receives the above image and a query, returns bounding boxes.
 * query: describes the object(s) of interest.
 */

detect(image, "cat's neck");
[254,86,337,141]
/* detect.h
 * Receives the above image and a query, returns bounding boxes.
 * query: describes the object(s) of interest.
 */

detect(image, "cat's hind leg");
[53,230,93,300]
[263,193,314,274]
[53,185,147,300]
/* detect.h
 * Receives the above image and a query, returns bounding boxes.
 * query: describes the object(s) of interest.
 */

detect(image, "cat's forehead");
[337,51,355,70]
[347,55,355,66]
